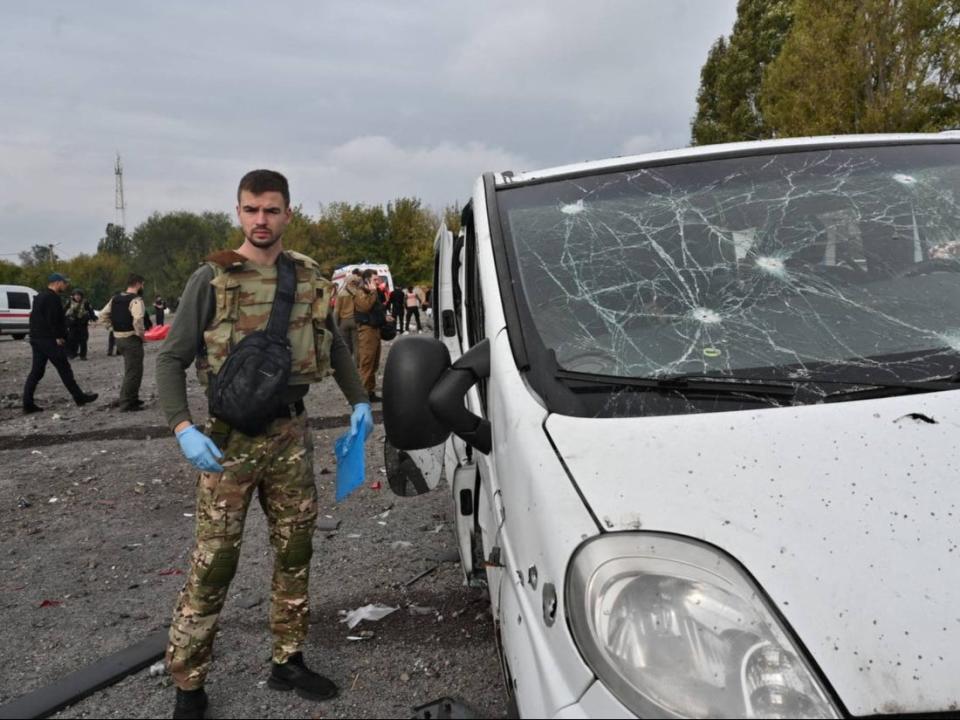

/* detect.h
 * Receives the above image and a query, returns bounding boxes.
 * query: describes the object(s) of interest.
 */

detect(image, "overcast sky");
[1,0,738,260]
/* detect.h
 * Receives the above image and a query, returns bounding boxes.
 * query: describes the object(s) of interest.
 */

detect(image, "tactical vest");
[197,250,334,387]
[110,294,136,332]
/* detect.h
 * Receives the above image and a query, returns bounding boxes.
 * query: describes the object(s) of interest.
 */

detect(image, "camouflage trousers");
[166,413,317,690]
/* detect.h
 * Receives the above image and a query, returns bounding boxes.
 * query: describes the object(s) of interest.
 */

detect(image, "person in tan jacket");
[353,269,385,402]
[334,270,362,355]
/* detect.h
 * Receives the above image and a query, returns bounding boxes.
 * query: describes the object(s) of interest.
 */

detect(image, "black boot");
[172,687,207,719]
[268,652,338,701]
[23,403,44,414]
[75,391,98,406]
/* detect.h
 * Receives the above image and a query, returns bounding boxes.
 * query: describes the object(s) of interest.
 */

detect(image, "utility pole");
[114,152,127,232]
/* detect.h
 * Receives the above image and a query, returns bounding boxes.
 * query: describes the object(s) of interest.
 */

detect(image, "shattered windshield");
[498,144,960,404]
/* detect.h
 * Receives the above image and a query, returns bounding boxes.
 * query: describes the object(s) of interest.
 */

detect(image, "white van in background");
[331,263,394,295]
[0,285,37,340]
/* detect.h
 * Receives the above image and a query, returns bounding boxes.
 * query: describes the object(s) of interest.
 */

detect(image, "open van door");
[383,219,486,585]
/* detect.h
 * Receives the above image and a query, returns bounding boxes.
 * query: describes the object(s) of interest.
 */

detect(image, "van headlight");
[566,534,840,719]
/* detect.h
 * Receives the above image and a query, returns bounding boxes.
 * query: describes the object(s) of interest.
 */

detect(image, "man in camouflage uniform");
[156,169,372,720]
[64,289,94,359]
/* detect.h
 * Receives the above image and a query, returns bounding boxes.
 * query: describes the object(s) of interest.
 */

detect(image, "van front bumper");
[552,680,633,719]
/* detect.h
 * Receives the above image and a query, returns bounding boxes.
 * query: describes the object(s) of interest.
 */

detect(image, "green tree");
[691,0,795,144]
[385,198,435,286]
[761,0,960,136]
[60,253,130,308]
[97,223,134,257]
[130,211,234,306]
[442,202,462,235]
[0,259,25,285]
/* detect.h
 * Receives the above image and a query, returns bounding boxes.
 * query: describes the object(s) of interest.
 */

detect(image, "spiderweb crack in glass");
[498,145,960,413]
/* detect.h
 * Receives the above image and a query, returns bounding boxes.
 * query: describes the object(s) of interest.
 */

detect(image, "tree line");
[1,198,461,310]
[691,0,960,144]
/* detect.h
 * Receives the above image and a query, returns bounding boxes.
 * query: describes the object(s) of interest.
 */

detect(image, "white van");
[382,135,960,718]
[0,284,37,339]
[330,263,394,295]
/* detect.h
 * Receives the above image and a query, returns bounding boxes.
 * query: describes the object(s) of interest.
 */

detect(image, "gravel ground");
[0,321,507,719]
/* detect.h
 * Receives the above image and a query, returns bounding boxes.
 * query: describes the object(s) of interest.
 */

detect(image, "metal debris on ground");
[404,565,438,587]
[16,497,31,509]
[411,697,480,719]
[346,630,375,641]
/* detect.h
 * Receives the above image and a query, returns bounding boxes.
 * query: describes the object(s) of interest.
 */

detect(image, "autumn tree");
[760,0,960,135]
[691,0,795,144]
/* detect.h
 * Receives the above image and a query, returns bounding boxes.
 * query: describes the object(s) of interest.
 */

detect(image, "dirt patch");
[0,324,506,718]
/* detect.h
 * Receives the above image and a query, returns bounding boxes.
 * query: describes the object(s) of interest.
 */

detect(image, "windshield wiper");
[555,370,798,398]
[821,376,959,402]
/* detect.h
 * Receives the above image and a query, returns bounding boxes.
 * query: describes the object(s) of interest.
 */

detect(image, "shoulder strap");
[265,253,297,340]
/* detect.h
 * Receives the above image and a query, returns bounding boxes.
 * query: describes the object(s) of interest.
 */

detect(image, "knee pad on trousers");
[200,547,240,587]
[277,529,313,570]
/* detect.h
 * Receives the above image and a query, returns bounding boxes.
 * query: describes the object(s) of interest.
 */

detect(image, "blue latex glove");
[175,424,224,473]
[350,402,373,439]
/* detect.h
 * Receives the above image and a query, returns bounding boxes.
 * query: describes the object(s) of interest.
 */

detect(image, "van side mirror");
[383,336,491,454]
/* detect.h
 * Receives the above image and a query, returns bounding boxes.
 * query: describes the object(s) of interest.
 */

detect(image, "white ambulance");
[0,284,37,339]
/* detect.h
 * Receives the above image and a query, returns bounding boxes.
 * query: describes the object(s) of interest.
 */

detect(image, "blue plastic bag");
[335,423,369,502]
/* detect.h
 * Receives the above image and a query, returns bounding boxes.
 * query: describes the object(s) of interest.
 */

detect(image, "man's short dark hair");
[361,269,377,281]
[126,273,145,287]
[238,169,290,206]
[351,268,363,276]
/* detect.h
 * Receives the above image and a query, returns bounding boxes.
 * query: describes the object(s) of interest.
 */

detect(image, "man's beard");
[246,230,281,248]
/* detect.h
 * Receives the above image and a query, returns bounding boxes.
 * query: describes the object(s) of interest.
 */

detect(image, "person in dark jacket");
[388,286,404,332]
[22,273,98,413]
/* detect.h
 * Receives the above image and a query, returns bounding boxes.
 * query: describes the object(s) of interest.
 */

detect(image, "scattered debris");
[183,513,193,518]
[319,467,331,475]
[370,481,382,491]
[238,594,264,609]
[340,603,398,629]
[48,497,59,504]
[412,697,481,719]
[347,533,362,539]
[16,497,31,509]
[39,599,63,608]
[316,517,341,531]
[391,541,413,550]
[407,605,436,616]
[157,569,183,576]
[400,672,411,683]
[346,630,375,641]
[405,565,439,587]
[148,661,165,677]
[52,413,62,420]
[30,450,43,455]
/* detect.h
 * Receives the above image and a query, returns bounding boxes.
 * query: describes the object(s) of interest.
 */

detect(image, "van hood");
[546,393,960,717]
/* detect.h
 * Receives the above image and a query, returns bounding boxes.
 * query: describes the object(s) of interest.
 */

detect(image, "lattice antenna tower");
[114,152,127,231]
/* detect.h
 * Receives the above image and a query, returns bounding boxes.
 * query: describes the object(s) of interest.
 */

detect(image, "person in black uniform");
[22,273,99,413]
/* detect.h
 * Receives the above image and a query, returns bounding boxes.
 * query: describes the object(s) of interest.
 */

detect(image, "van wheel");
[12,334,25,340]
